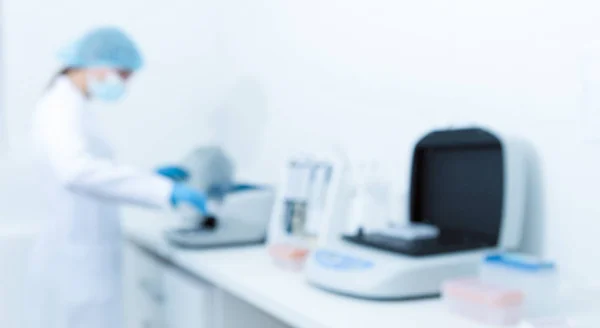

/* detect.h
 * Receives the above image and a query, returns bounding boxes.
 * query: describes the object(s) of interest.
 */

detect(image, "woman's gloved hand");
[156,166,189,182]
[170,184,207,214]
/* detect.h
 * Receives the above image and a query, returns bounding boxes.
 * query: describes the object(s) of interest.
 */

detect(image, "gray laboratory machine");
[164,146,275,249]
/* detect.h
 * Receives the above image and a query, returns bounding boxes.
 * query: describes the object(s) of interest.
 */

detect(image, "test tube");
[283,160,301,233]
[290,159,312,237]
[319,164,333,210]
[305,162,328,235]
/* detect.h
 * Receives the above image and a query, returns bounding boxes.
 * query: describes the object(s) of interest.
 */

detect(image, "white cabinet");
[123,242,215,328]
[213,290,293,328]
[123,240,293,328]
[163,266,215,328]
[123,242,166,328]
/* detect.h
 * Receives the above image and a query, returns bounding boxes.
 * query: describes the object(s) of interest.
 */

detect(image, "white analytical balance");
[304,127,530,300]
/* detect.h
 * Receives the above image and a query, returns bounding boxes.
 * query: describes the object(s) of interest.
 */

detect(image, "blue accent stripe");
[484,253,555,272]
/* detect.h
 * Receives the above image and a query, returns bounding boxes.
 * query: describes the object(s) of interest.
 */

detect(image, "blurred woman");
[26,27,206,328]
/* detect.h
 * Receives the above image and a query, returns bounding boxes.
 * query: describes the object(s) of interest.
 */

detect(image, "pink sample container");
[442,278,524,326]
[268,243,310,272]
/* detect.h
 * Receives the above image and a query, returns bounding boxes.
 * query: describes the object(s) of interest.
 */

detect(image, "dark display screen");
[416,146,503,238]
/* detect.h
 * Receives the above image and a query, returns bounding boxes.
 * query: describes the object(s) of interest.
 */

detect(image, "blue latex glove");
[156,166,189,181]
[170,184,207,214]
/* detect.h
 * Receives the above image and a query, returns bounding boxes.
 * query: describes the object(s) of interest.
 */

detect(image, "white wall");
[0,0,4,146]
[0,224,39,327]
[2,0,600,284]
[213,0,600,280]
[2,0,237,160]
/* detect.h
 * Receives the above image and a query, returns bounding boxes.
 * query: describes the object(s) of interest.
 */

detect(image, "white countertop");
[121,209,496,328]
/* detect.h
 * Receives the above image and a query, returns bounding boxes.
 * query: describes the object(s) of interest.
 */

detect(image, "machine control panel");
[314,249,374,271]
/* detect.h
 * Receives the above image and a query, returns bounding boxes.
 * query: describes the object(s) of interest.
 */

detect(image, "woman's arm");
[37,101,174,208]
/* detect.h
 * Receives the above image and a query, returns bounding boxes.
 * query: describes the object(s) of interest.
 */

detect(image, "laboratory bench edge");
[121,208,490,328]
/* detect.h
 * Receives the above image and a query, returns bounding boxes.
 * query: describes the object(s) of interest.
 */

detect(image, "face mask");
[87,72,126,102]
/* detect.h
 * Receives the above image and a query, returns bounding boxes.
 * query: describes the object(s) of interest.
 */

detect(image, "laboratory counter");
[122,208,492,328]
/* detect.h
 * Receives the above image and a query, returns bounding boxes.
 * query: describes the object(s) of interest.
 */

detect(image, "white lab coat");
[26,76,173,328]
